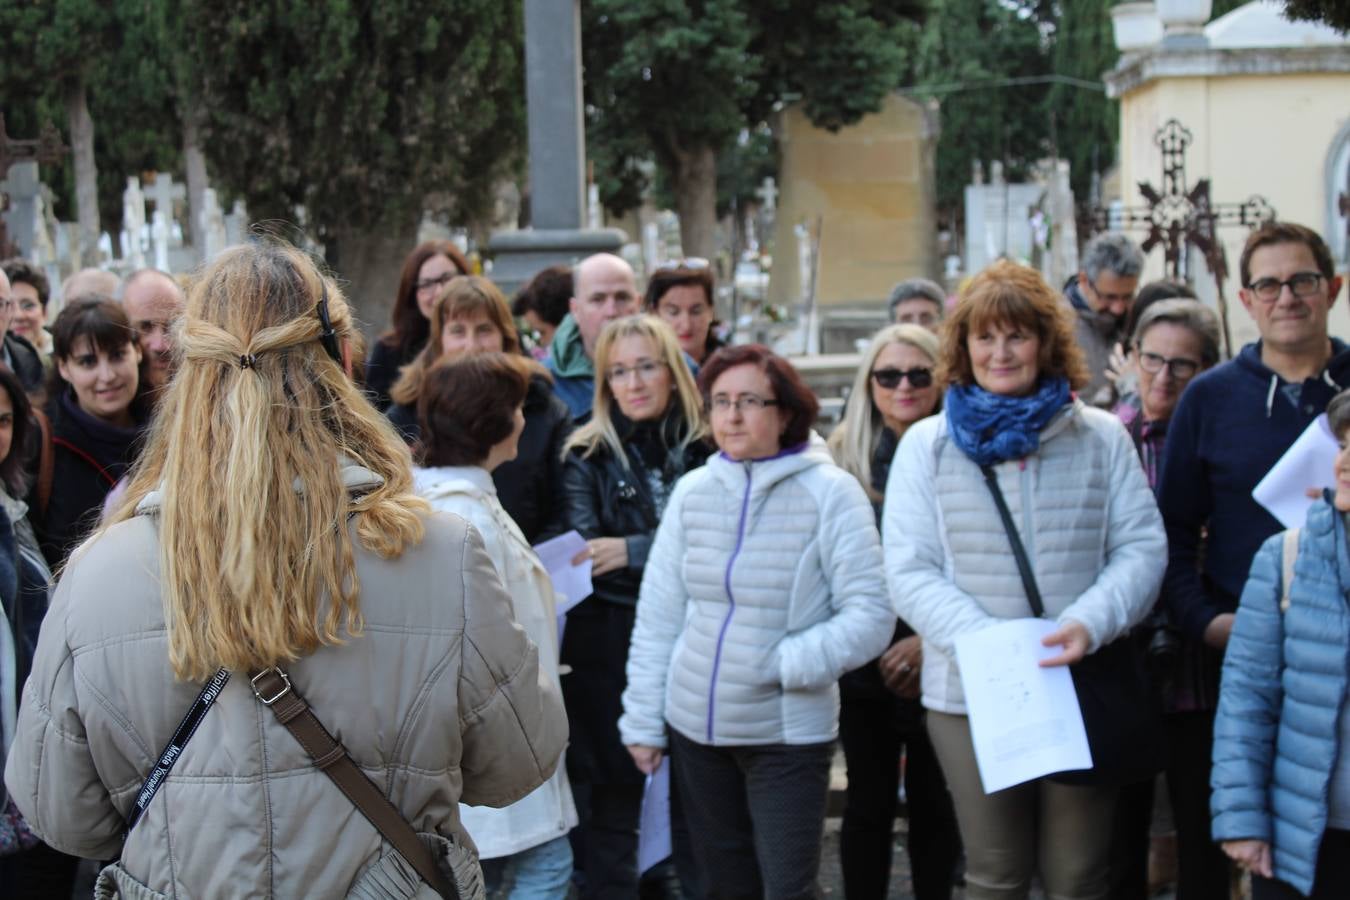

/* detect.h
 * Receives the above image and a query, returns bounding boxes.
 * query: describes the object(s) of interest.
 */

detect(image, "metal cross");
[1084,119,1275,358]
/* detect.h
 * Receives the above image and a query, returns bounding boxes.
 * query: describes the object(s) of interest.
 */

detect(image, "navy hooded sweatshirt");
[1156,338,1350,641]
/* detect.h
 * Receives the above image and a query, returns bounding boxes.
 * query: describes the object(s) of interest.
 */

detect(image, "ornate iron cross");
[1085,119,1276,357]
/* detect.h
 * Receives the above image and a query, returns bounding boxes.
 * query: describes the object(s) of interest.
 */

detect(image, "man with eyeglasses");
[546,253,639,418]
[887,278,946,334]
[0,268,44,399]
[1065,232,1144,407]
[1155,222,1346,900]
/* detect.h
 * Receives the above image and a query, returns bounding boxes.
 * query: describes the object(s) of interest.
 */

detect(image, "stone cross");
[0,114,67,258]
[151,211,170,271]
[149,173,186,241]
[122,177,147,270]
[224,198,248,247]
[199,187,227,262]
[756,177,778,215]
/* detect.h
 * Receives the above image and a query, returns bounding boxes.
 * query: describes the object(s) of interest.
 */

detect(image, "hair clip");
[240,353,258,370]
[316,282,342,364]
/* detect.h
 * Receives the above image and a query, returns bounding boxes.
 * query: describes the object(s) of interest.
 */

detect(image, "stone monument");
[488,0,624,295]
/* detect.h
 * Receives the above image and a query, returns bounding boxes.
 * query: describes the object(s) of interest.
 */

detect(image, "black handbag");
[980,465,1165,787]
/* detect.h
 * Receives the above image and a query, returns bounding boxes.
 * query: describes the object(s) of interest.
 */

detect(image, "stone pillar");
[488,0,623,296]
[1,161,40,258]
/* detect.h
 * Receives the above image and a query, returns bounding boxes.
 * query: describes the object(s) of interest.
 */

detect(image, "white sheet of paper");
[533,530,593,617]
[637,761,672,875]
[955,618,1093,794]
[1252,413,1338,529]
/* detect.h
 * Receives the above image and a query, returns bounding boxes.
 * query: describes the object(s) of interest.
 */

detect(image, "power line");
[900,74,1107,95]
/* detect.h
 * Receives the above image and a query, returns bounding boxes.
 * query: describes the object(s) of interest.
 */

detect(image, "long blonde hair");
[828,323,940,502]
[562,315,707,465]
[388,275,524,407]
[104,242,427,682]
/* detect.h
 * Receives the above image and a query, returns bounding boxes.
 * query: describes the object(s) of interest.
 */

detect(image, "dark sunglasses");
[871,367,933,389]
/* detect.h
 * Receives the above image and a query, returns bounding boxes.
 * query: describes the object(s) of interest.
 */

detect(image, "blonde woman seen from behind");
[4,242,567,899]
[414,352,578,899]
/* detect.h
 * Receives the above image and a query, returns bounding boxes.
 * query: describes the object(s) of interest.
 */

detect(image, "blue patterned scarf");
[945,378,1071,466]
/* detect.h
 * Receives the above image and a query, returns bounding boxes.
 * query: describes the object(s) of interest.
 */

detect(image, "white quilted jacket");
[619,438,894,748]
[883,401,1165,714]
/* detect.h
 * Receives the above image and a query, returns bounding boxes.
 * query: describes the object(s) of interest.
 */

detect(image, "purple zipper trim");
[707,460,754,742]
[716,441,809,464]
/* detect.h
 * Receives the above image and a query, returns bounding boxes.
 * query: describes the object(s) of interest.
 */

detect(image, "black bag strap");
[980,464,1046,619]
[125,669,231,832]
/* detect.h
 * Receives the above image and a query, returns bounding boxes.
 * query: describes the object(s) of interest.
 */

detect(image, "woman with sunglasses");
[558,315,711,897]
[644,260,724,365]
[827,324,961,900]
[363,240,470,410]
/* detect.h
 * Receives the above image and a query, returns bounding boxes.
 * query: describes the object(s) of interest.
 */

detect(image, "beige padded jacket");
[4,464,567,898]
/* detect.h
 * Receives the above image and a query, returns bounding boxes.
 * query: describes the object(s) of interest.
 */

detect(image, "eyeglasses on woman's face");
[605,359,668,384]
[709,394,778,415]
[871,367,933,390]
[1135,350,1199,381]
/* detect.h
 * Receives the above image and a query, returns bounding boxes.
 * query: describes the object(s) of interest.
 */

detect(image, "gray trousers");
[926,710,1119,900]
[669,729,832,900]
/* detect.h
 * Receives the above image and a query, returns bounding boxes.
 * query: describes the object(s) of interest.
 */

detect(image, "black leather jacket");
[559,409,711,607]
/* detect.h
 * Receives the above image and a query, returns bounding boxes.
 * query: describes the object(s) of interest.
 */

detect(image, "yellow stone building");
[1106,0,1350,347]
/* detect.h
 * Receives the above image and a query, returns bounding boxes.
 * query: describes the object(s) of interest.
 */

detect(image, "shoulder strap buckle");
[250,667,292,705]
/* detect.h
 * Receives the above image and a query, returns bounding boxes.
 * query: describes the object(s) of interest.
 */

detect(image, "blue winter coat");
[1211,495,1350,896]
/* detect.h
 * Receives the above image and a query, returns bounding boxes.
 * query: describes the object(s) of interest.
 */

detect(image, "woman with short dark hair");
[886,260,1165,899]
[621,343,893,897]
[40,297,151,566]
[415,352,578,898]
[644,263,723,365]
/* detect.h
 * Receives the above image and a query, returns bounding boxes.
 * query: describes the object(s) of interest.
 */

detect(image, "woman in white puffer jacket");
[414,352,577,899]
[885,260,1165,900]
[620,344,893,899]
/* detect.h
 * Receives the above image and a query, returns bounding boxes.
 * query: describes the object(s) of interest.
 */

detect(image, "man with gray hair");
[887,277,945,334]
[1065,233,1144,406]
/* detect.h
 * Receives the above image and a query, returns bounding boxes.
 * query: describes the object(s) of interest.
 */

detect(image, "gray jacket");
[4,464,567,898]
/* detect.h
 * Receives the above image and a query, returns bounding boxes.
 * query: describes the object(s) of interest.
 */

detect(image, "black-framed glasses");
[871,367,933,389]
[1247,272,1324,303]
[415,272,457,293]
[709,394,778,414]
[1088,281,1135,306]
[1136,351,1198,380]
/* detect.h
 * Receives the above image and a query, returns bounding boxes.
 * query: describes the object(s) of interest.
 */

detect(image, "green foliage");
[1282,0,1350,31]
[173,0,525,234]
[583,1,920,217]
[912,0,1054,217]
[1048,0,1119,206]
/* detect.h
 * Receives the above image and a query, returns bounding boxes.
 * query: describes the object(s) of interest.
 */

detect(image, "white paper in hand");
[1252,414,1338,529]
[955,618,1093,793]
[532,530,593,617]
[637,761,672,875]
